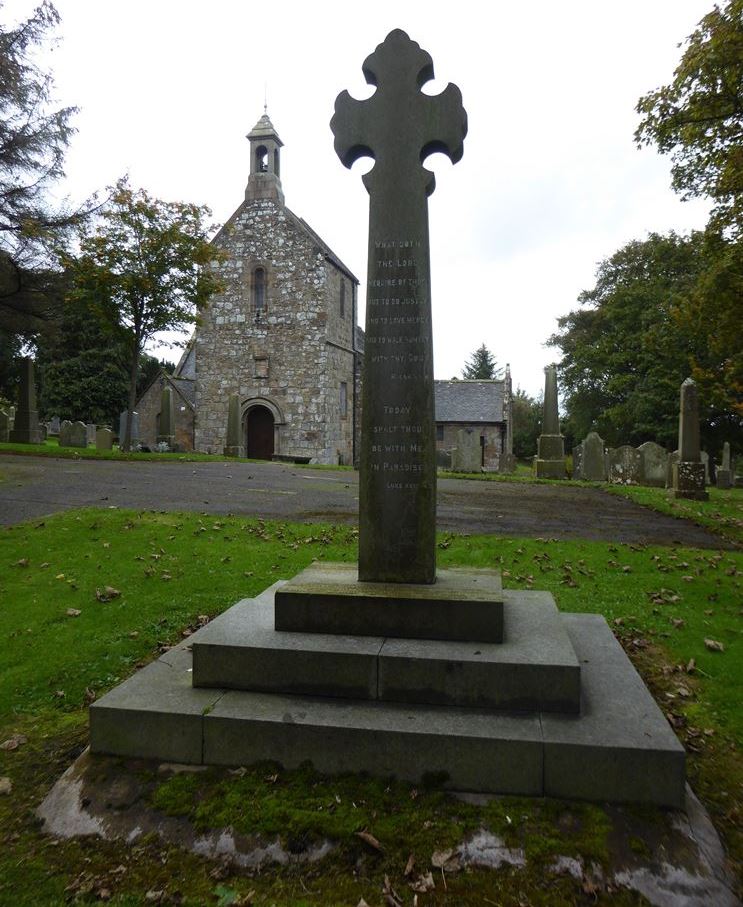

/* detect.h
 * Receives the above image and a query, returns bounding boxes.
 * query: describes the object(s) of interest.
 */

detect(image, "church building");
[190,111,362,464]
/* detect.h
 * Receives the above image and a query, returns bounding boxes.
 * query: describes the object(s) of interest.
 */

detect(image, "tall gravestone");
[607,445,642,484]
[96,428,114,451]
[58,420,72,447]
[0,410,9,443]
[672,378,708,501]
[534,364,565,478]
[68,421,88,448]
[451,428,481,473]
[581,431,607,481]
[8,358,42,444]
[157,387,176,449]
[716,441,732,489]
[638,441,667,487]
[331,28,467,584]
[119,410,140,448]
[224,394,245,457]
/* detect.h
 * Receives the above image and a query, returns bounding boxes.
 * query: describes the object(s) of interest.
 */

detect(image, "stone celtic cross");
[331,29,467,584]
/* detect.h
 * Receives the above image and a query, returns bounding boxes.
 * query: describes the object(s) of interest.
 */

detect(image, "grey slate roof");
[169,376,195,409]
[434,380,505,423]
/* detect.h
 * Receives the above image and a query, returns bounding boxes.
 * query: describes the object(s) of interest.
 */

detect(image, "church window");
[436,423,444,442]
[340,278,345,318]
[253,267,266,317]
[340,382,348,419]
[256,145,268,172]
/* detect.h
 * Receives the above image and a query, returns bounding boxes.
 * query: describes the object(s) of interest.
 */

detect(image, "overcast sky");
[6,0,713,396]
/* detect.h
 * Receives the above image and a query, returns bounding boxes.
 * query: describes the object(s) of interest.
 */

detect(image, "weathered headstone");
[68,421,88,448]
[331,28,466,583]
[58,420,72,447]
[607,445,642,484]
[581,431,607,481]
[716,441,732,489]
[534,364,565,479]
[665,450,679,489]
[8,357,42,444]
[638,441,667,487]
[700,450,711,485]
[0,409,9,443]
[95,428,114,451]
[49,415,61,435]
[119,410,140,447]
[572,441,583,480]
[86,423,97,446]
[672,378,708,500]
[157,386,176,449]
[451,428,481,472]
[223,394,245,457]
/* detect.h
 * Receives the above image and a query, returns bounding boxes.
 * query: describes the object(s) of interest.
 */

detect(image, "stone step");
[90,607,685,807]
[191,587,580,713]
[273,563,504,642]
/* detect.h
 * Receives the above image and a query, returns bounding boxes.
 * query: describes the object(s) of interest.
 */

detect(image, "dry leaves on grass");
[66,608,81,617]
[95,586,121,602]
[0,777,12,795]
[356,830,383,852]
[0,734,27,751]
[704,638,725,652]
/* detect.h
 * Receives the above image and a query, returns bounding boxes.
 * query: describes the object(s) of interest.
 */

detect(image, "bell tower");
[245,110,284,204]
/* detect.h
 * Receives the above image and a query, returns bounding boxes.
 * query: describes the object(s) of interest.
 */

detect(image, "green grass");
[1,508,741,904]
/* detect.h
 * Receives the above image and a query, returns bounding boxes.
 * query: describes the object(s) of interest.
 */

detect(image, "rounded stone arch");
[242,396,285,460]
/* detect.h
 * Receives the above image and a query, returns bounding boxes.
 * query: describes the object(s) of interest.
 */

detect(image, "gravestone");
[157,386,176,449]
[88,30,686,809]
[716,441,732,489]
[571,441,583,480]
[86,423,97,446]
[49,415,61,435]
[638,441,667,487]
[666,450,679,489]
[672,378,708,501]
[224,394,245,457]
[451,428,481,472]
[581,432,607,481]
[58,420,72,447]
[331,28,466,583]
[0,410,9,443]
[8,357,42,444]
[39,423,48,441]
[96,428,114,451]
[68,421,88,448]
[607,445,641,484]
[119,410,140,448]
[534,364,565,478]
[700,450,711,485]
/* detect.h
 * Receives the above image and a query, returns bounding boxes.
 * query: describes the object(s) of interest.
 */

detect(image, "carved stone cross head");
[331,29,468,198]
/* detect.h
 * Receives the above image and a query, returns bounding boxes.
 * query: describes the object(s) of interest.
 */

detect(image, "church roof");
[434,379,506,423]
[247,112,283,146]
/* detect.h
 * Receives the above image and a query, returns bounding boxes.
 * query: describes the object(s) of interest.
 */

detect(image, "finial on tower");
[245,109,284,204]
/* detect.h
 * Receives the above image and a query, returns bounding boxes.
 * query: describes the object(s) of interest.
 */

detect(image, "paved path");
[0,454,728,548]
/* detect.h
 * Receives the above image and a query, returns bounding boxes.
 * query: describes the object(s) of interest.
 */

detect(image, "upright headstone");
[331,28,467,583]
[49,415,61,435]
[68,421,88,448]
[8,357,42,444]
[700,450,711,485]
[672,378,708,500]
[534,364,565,479]
[0,409,9,443]
[86,423,97,446]
[572,441,583,480]
[58,420,72,447]
[607,445,642,484]
[157,386,176,449]
[451,428,481,472]
[638,441,667,487]
[716,441,732,489]
[95,428,113,451]
[223,394,245,457]
[581,431,607,481]
[119,410,140,448]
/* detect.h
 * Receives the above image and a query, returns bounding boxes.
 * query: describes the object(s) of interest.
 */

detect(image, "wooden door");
[247,406,274,459]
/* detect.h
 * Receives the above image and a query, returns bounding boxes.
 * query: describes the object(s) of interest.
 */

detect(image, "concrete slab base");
[90,582,685,807]
[274,563,504,642]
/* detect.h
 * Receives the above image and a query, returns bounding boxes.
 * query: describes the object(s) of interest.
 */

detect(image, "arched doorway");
[246,405,274,459]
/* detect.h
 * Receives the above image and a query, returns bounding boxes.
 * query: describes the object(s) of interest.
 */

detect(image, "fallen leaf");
[39,562,49,568]
[95,586,121,602]
[55,573,65,580]
[66,608,81,618]
[671,618,685,629]
[704,638,725,652]
[686,658,696,673]
[356,830,383,852]
[431,848,454,868]
[404,854,416,877]
[381,875,403,907]
[0,777,12,795]
[14,558,29,567]
[0,734,27,751]
[410,871,435,893]
[681,575,694,582]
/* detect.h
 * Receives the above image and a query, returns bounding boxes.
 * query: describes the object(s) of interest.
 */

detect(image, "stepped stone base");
[673,462,708,501]
[90,580,685,807]
[534,458,566,479]
[275,563,504,642]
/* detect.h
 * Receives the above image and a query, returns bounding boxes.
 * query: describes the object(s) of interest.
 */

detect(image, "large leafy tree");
[65,180,222,449]
[511,387,542,459]
[462,343,502,380]
[0,1,91,334]
[635,0,743,238]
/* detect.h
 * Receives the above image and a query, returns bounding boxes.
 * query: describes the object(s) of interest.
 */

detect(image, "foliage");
[635,0,743,238]
[65,179,223,447]
[512,386,542,458]
[0,1,92,335]
[137,352,173,399]
[548,231,742,455]
[461,342,502,379]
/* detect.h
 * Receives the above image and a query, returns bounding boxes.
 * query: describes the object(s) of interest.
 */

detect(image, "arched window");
[256,145,268,172]
[254,267,266,317]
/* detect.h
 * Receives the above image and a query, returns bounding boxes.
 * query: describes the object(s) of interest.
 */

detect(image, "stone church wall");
[437,422,506,471]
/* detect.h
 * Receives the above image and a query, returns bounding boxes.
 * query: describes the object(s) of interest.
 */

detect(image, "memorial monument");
[672,377,708,501]
[89,31,684,807]
[8,357,42,444]
[534,364,566,478]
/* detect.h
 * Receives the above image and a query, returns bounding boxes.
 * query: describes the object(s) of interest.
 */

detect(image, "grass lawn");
[0,508,741,904]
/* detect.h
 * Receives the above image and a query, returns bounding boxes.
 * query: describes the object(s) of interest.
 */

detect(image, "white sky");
[6,0,713,397]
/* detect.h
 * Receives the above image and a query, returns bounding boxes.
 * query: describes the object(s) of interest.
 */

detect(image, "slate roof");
[170,376,195,408]
[434,380,506,423]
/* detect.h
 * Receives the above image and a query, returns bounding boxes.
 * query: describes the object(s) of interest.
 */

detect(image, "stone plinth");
[534,365,565,478]
[274,563,503,643]
[673,462,708,501]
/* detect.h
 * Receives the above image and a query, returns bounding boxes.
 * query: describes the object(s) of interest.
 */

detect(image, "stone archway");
[245,405,275,460]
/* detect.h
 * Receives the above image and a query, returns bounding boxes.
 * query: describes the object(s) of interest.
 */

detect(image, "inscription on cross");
[331,29,467,584]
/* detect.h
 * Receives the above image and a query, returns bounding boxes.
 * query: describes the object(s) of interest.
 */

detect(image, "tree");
[462,343,502,379]
[65,180,223,449]
[635,0,743,237]
[0,2,92,334]
[511,387,542,459]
